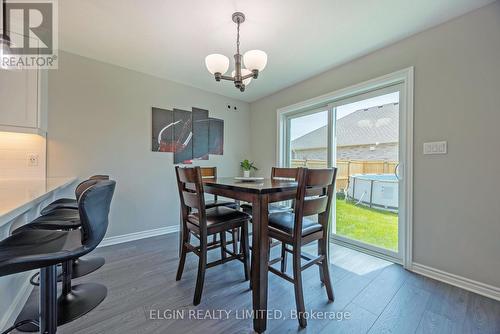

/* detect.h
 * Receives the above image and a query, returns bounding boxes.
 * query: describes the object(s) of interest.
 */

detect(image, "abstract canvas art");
[152,107,224,164]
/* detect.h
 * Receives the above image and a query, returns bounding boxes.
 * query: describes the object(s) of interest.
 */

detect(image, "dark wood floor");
[16,233,500,334]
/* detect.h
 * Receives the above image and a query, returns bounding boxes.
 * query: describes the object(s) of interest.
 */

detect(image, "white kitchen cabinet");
[0,31,46,135]
[0,67,45,134]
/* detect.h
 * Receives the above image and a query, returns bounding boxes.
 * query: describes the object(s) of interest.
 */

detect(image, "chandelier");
[205,12,267,92]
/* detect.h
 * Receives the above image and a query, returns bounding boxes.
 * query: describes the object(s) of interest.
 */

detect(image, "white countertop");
[0,177,77,226]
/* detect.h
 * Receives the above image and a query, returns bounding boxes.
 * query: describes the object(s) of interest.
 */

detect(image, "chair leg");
[232,228,239,254]
[319,237,334,301]
[193,237,207,305]
[293,248,307,328]
[39,265,57,334]
[318,240,325,284]
[220,232,227,262]
[176,230,190,281]
[281,242,288,273]
[241,223,250,281]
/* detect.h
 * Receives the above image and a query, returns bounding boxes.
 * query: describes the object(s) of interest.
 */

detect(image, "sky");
[290,92,399,140]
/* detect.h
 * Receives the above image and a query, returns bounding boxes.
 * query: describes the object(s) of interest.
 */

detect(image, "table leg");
[251,194,269,333]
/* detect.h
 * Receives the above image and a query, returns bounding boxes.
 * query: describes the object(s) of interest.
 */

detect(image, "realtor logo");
[0,0,58,69]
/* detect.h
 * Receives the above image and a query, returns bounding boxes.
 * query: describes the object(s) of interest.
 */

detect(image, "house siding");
[292,142,398,161]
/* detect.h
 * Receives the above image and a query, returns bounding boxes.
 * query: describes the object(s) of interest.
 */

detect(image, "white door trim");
[276,67,414,268]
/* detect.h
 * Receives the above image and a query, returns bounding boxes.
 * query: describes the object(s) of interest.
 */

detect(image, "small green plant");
[240,159,258,171]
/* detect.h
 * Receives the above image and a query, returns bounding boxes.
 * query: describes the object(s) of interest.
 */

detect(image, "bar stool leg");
[17,261,107,332]
[39,265,57,334]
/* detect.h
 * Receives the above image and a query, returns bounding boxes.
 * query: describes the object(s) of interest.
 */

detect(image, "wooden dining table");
[202,177,298,333]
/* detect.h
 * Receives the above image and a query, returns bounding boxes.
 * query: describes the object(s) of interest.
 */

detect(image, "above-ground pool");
[346,174,399,211]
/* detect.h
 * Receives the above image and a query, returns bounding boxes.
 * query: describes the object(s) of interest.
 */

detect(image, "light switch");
[423,141,447,155]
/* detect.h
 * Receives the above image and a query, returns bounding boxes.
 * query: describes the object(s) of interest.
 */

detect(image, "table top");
[0,177,77,226]
[203,177,298,194]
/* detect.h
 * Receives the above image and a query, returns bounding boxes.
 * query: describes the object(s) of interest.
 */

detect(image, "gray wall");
[47,51,251,237]
[249,3,500,288]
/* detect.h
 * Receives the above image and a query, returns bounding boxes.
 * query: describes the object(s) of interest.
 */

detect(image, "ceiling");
[59,0,495,103]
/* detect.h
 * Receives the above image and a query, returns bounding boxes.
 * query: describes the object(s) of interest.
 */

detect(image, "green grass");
[335,199,398,251]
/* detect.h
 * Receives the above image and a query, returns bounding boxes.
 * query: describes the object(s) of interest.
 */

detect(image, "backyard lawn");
[335,199,398,251]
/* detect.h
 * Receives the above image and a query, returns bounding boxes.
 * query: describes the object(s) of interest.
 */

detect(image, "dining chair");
[241,167,300,260]
[200,166,240,256]
[175,166,251,305]
[200,167,239,210]
[267,167,337,328]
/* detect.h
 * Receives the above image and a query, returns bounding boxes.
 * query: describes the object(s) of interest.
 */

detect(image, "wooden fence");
[291,159,398,190]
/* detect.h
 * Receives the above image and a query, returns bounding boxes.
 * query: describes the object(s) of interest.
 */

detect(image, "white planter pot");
[243,170,250,178]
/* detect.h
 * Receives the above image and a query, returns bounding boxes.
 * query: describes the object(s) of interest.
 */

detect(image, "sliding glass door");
[282,84,404,261]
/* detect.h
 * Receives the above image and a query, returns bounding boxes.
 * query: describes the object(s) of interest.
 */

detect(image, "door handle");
[395,163,402,181]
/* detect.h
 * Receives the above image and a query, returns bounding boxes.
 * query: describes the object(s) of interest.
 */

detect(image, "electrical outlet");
[27,153,39,167]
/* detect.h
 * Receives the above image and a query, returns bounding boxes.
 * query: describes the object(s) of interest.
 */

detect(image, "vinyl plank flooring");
[319,302,378,334]
[367,282,431,334]
[463,292,500,334]
[352,263,409,316]
[416,310,458,334]
[11,233,500,334]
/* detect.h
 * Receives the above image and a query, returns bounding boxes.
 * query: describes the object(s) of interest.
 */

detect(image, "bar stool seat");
[205,200,238,210]
[13,209,81,234]
[40,199,78,215]
[268,212,322,236]
[0,229,85,275]
[39,175,110,216]
[13,180,105,286]
[188,206,250,231]
[0,229,86,334]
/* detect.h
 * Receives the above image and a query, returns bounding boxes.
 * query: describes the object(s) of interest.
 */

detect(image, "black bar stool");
[12,179,108,332]
[18,178,106,280]
[40,175,109,215]
[38,175,110,278]
[0,180,116,334]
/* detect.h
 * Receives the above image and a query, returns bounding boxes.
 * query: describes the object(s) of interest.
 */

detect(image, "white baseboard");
[411,263,500,301]
[99,225,179,248]
[0,271,35,332]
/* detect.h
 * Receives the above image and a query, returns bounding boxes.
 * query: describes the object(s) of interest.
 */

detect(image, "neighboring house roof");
[291,103,399,149]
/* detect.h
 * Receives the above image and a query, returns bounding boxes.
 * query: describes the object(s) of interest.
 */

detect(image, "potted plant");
[240,159,258,178]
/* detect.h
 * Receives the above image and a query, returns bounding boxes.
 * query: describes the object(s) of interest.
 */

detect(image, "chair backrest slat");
[306,169,335,187]
[302,196,329,217]
[182,190,201,210]
[175,166,207,232]
[272,167,299,180]
[200,167,218,201]
[200,167,217,179]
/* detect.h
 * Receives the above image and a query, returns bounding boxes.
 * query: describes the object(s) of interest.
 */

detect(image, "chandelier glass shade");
[205,12,267,92]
